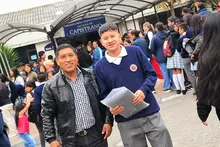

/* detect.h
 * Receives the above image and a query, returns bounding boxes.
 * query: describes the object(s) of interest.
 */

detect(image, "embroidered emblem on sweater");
[130,64,138,72]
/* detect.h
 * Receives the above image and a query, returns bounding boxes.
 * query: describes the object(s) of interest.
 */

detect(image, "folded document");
[101,86,149,118]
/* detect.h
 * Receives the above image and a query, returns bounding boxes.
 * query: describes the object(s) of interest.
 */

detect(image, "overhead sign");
[44,43,53,51]
[64,16,106,37]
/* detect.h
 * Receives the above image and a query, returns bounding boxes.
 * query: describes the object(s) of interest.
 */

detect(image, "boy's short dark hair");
[48,55,53,60]
[167,16,177,22]
[37,72,47,83]
[178,22,188,31]
[182,7,190,13]
[37,58,43,64]
[130,30,141,38]
[56,44,76,57]
[38,51,45,59]
[98,23,118,37]
[18,62,25,68]
[198,2,205,10]
[155,22,164,31]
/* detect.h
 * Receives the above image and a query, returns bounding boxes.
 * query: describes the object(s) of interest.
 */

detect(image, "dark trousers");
[34,115,46,147]
[75,125,108,147]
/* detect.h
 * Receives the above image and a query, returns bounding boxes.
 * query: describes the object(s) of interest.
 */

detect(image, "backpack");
[27,92,38,123]
[162,36,175,57]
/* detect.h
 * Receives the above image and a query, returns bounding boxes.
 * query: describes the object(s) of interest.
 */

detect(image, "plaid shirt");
[63,68,95,133]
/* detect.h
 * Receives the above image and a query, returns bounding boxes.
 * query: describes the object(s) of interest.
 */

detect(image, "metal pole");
[132,15,136,30]
[124,18,128,32]
[49,33,57,54]
[3,52,10,69]
[0,55,4,74]
[0,52,9,77]
[141,10,145,22]
[153,4,160,22]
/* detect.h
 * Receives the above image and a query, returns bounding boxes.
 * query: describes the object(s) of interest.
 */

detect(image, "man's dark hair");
[98,23,118,36]
[37,58,43,65]
[167,16,177,23]
[48,55,53,60]
[56,44,76,57]
[25,80,36,89]
[130,30,141,38]
[182,7,190,14]
[37,72,47,83]
[198,2,205,10]
[18,62,25,68]
[155,22,164,31]
[179,22,188,31]
[38,51,45,59]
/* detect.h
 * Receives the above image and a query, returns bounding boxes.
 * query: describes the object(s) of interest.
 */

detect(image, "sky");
[0,0,65,14]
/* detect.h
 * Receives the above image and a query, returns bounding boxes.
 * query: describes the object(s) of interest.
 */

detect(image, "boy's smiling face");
[100,30,121,53]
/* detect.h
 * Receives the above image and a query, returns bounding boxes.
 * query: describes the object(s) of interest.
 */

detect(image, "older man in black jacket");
[41,44,113,147]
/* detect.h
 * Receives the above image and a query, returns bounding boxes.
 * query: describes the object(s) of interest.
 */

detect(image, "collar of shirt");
[105,46,127,65]
[61,66,82,81]
[180,32,186,38]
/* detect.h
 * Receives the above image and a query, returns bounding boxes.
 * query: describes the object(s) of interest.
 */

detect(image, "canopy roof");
[0,23,47,45]
[50,0,164,35]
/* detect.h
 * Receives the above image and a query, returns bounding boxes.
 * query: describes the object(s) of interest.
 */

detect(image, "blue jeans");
[18,132,36,147]
[159,63,175,90]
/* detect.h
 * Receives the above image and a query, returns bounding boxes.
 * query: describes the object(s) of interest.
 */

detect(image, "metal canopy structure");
[0,23,47,45]
[50,0,164,36]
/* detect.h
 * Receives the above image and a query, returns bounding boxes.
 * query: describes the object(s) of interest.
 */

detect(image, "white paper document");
[101,87,150,118]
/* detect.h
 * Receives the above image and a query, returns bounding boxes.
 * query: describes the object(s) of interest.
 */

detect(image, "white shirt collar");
[105,46,128,65]
[180,32,186,38]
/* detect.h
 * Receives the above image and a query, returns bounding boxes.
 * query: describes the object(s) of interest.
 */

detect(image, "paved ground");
[11,80,220,147]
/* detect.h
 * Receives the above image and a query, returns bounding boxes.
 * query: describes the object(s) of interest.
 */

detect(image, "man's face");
[33,62,37,68]
[143,26,148,32]
[56,48,78,74]
[42,53,46,60]
[167,20,174,27]
[100,30,121,53]
[93,42,98,49]
[194,2,199,7]
[181,11,185,16]
[19,66,25,71]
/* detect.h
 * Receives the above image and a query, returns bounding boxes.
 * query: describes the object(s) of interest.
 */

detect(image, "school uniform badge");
[130,64,137,72]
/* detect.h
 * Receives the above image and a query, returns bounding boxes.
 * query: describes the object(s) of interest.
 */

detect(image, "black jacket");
[41,67,113,147]
[0,81,11,107]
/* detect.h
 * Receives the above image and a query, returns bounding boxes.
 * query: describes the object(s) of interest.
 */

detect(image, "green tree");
[0,45,19,68]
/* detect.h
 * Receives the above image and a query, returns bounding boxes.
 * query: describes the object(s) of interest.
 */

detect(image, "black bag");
[27,92,38,123]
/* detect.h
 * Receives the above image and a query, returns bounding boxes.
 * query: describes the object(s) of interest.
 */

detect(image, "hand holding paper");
[110,106,124,115]
[101,87,149,118]
[133,90,145,105]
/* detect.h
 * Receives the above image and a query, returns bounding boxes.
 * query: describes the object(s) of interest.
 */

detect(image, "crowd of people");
[0,51,56,147]
[0,0,220,146]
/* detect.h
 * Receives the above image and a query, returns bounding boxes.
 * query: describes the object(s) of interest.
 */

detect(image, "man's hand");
[102,124,112,140]
[50,140,61,147]
[202,121,208,126]
[133,90,145,105]
[110,106,124,115]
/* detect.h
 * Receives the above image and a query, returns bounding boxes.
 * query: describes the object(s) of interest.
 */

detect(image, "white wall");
[35,41,55,59]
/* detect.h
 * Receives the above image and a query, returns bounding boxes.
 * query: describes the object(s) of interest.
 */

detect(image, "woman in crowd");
[166,21,187,95]
[10,67,25,87]
[38,65,47,73]
[0,74,18,105]
[187,14,204,76]
[0,81,17,138]
[197,13,220,126]
[25,64,37,82]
